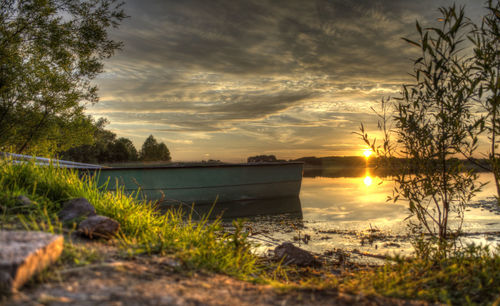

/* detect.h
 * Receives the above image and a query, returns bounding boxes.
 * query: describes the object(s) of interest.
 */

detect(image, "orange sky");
[88,0,485,162]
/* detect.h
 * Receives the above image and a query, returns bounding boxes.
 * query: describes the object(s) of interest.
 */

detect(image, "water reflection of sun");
[363,175,373,186]
[363,168,374,187]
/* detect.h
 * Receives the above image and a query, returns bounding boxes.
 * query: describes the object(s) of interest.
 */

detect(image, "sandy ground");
[4,253,429,306]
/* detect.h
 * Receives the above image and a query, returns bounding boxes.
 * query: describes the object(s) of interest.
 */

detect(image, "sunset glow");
[363,176,373,186]
[87,0,484,161]
[363,149,373,158]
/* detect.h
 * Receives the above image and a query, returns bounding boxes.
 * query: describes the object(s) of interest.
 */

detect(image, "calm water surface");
[230,170,500,263]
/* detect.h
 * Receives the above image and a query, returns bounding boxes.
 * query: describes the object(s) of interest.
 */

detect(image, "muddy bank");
[5,253,427,306]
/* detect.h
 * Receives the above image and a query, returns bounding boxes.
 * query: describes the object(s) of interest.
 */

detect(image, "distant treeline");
[247,154,490,172]
[294,156,490,171]
[61,119,171,164]
[291,156,368,168]
[246,155,370,166]
[247,155,286,163]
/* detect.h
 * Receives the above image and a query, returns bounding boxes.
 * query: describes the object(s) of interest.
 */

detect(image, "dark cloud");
[89,0,485,161]
[110,0,420,77]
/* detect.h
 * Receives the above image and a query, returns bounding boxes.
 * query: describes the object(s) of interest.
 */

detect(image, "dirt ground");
[4,252,428,306]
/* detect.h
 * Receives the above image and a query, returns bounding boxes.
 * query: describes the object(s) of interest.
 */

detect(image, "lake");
[218,169,500,263]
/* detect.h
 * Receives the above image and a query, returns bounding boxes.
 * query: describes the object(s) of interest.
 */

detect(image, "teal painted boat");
[2,153,303,205]
[90,162,304,205]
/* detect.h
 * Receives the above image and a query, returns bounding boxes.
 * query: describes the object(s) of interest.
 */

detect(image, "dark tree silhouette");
[247,155,278,163]
[359,5,481,245]
[140,135,171,162]
[109,138,139,162]
[61,118,138,163]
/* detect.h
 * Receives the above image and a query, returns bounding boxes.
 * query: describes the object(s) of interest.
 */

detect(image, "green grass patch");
[0,159,257,277]
[342,243,500,305]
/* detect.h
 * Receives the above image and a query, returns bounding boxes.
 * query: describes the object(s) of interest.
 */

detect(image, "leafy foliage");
[469,0,500,203]
[140,135,171,162]
[247,155,278,163]
[62,124,173,164]
[0,0,125,154]
[61,118,139,163]
[359,6,482,242]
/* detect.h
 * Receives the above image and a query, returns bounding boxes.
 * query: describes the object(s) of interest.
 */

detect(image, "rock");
[274,242,320,267]
[153,256,182,269]
[78,215,120,239]
[59,198,96,222]
[16,195,33,207]
[0,231,63,296]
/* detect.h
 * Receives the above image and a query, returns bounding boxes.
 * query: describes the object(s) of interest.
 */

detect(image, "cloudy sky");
[88,0,484,162]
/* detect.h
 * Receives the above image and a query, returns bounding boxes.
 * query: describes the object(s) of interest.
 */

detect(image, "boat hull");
[90,162,304,204]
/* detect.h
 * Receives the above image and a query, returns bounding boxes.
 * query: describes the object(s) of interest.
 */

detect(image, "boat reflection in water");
[161,196,303,220]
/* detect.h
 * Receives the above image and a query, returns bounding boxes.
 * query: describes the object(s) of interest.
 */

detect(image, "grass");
[264,240,500,305]
[1,159,500,305]
[341,242,500,305]
[0,159,257,277]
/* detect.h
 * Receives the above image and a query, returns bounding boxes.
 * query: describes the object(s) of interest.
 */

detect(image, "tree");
[0,0,126,154]
[140,135,171,162]
[469,0,500,202]
[109,137,138,162]
[61,118,138,163]
[247,155,277,163]
[359,6,482,244]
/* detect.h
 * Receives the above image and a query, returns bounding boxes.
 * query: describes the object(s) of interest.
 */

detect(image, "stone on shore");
[0,231,63,296]
[78,215,120,239]
[274,242,320,267]
[59,198,96,222]
[16,195,33,207]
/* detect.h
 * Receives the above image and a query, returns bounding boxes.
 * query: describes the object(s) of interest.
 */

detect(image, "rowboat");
[3,153,304,205]
[92,162,304,205]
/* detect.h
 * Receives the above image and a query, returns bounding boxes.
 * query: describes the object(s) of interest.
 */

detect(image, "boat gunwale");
[75,161,305,171]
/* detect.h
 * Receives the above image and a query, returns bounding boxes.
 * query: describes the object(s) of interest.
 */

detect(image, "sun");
[363,149,373,158]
